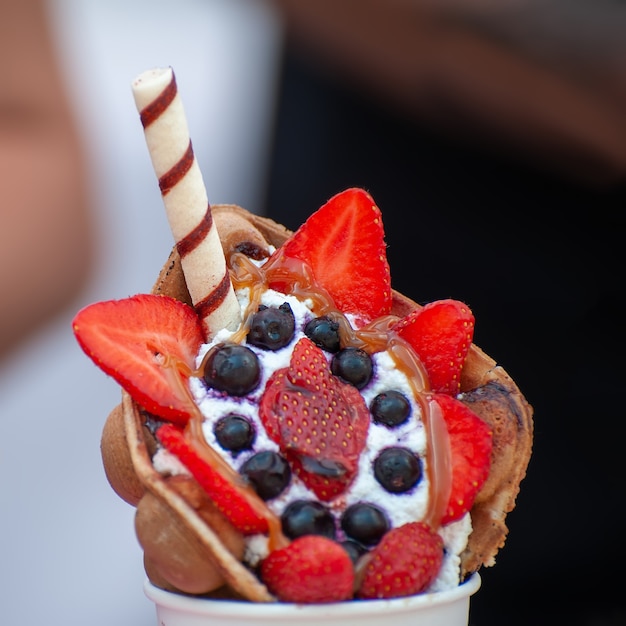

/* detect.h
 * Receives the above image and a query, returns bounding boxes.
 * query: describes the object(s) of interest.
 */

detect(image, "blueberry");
[202,343,261,396]
[247,303,295,351]
[341,502,389,546]
[281,500,336,540]
[239,451,291,500]
[213,414,255,455]
[331,347,373,389]
[304,316,341,353]
[340,539,368,564]
[373,447,422,493]
[370,390,411,427]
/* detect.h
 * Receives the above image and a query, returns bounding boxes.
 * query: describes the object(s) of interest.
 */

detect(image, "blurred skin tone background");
[0,0,93,358]
[0,1,281,624]
[2,0,624,624]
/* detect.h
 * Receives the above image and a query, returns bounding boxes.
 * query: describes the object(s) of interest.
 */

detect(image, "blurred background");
[264,3,626,625]
[1,1,624,625]
[0,1,281,624]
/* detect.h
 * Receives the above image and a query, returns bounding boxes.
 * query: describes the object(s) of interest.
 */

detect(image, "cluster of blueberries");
[201,302,424,560]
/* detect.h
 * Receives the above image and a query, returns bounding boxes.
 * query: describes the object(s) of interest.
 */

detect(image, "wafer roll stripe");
[131,67,241,337]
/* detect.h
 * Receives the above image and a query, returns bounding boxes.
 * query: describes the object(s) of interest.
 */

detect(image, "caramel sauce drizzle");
[225,247,452,529]
[159,352,288,550]
[158,244,453,549]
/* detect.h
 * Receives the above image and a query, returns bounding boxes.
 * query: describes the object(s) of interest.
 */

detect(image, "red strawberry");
[430,393,492,525]
[156,423,270,535]
[261,535,355,603]
[357,522,443,599]
[269,187,392,322]
[259,337,370,500]
[72,294,204,424]
[393,299,475,395]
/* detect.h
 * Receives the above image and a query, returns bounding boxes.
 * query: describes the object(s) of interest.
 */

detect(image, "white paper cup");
[144,573,481,626]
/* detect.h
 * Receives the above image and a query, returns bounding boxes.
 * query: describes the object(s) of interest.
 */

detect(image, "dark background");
[262,42,626,626]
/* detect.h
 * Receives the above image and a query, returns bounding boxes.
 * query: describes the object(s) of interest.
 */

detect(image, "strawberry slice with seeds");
[393,299,475,395]
[72,294,204,424]
[259,337,370,500]
[269,187,392,322]
[357,522,444,599]
[431,393,493,525]
[156,423,270,535]
[261,535,355,603]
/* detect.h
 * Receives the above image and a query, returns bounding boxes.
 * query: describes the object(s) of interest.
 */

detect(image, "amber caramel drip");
[217,248,453,529]
[185,415,288,549]
[158,353,287,548]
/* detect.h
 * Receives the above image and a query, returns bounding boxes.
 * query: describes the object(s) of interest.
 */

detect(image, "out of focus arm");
[0,0,94,357]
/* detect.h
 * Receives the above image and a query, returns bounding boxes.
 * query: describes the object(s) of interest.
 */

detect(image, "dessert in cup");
[73,67,533,621]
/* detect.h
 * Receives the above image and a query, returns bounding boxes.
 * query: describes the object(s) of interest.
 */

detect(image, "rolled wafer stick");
[131,67,241,338]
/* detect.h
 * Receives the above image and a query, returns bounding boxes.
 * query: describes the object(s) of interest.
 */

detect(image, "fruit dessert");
[73,68,533,604]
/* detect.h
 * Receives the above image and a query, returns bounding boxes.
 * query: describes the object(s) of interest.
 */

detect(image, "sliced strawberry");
[393,299,475,395]
[259,337,370,500]
[261,535,354,603]
[431,393,493,525]
[269,187,392,322]
[156,423,270,535]
[357,522,443,599]
[72,294,204,424]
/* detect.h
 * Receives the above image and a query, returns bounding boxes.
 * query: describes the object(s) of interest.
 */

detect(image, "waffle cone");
[101,204,533,600]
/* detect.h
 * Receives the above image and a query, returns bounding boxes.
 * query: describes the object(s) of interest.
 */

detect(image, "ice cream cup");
[99,205,531,604]
[144,573,481,626]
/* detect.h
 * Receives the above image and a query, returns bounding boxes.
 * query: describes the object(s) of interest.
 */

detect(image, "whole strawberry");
[261,535,355,603]
[357,522,443,599]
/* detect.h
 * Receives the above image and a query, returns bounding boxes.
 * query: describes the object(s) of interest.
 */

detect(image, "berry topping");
[239,450,291,500]
[331,347,373,389]
[281,500,336,540]
[156,423,270,535]
[357,522,444,599]
[202,343,261,396]
[341,539,368,564]
[340,502,389,547]
[259,337,370,500]
[261,535,355,603]
[393,299,475,396]
[214,414,256,455]
[247,303,295,351]
[72,294,204,425]
[373,447,422,493]
[269,188,392,322]
[370,390,411,427]
[431,393,493,525]
[304,316,341,353]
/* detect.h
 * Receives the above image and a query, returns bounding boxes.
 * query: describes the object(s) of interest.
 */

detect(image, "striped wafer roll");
[131,67,241,337]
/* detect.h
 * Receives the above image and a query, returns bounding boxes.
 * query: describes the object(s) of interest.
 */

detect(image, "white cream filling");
[160,285,471,592]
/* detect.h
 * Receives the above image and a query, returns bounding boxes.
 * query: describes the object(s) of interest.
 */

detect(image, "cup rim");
[144,572,481,617]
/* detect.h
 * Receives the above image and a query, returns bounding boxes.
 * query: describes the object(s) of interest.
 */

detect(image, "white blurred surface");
[0,1,282,624]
